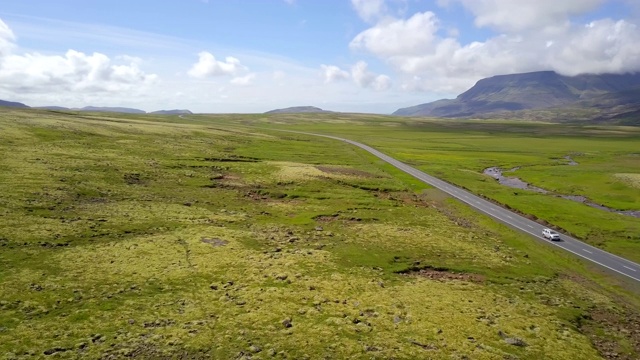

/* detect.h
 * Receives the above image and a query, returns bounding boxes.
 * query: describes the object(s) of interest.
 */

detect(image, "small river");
[483,158,640,218]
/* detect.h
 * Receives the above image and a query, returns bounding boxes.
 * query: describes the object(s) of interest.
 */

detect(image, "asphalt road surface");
[294,131,640,283]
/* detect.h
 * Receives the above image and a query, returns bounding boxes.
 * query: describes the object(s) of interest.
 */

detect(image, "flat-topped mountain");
[393,71,640,118]
[265,106,333,114]
[150,109,193,115]
[80,106,146,114]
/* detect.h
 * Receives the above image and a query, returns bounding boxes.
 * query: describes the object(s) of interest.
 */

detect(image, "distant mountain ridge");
[265,106,333,114]
[150,109,193,115]
[393,71,640,118]
[1,102,194,115]
[80,106,146,114]
[0,99,29,108]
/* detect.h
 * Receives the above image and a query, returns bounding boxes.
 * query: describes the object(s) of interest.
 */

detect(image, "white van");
[542,228,561,241]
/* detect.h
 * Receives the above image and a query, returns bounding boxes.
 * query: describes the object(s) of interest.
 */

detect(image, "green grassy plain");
[0,109,639,359]
[235,114,640,263]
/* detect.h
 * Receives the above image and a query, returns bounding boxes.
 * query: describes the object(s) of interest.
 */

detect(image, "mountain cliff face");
[393,71,640,118]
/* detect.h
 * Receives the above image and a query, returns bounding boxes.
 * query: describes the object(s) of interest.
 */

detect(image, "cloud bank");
[0,18,158,105]
[351,0,640,93]
[321,61,391,91]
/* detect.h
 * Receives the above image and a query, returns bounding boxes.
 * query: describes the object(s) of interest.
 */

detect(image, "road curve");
[289,130,640,283]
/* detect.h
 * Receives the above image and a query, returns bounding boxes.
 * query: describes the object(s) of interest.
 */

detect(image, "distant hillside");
[393,71,640,119]
[80,106,146,114]
[0,99,29,108]
[36,106,70,111]
[150,109,193,115]
[265,106,333,114]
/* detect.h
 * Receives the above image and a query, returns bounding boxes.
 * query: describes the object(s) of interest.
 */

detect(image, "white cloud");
[0,19,15,56]
[350,2,640,94]
[188,51,247,78]
[350,12,440,57]
[273,70,286,81]
[545,19,640,75]
[0,18,158,109]
[320,62,392,90]
[320,64,350,83]
[351,0,388,23]
[230,73,255,86]
[0,49,157,94]
[451,0,605,32]
[351,61,392,91]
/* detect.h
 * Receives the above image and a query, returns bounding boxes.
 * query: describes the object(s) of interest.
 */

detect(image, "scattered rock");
[282,318,293,328]
[314,226,323,231]
[275,274,288,281]
[504,337,528,347]
[29,283,43,291]
[201,238,228,247]
[43,347,68,355]
[249,345,262,353]
[409,339,437,350]
[91,334,106,343]
[143,319,176,328]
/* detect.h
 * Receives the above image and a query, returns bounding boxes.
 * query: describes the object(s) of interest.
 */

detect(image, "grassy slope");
[0,109,638,359]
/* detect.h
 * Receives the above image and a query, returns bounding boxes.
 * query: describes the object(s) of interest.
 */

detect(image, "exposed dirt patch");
[397,266,485,283]
[373,191,434,207]
[100,344,212,359]
[315,165,379,178]
[202,155,260,163]
[244,189,287,201]
[313,214,339,222]
[435,206,475,229]
[560,275,640,359]
[201,238,228,247]
[123,172,145,185]
[580,307,640,359]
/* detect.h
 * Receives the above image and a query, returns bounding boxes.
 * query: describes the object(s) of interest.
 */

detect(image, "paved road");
[291,130,640,282]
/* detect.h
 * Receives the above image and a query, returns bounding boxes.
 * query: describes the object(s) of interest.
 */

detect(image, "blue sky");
[1,0,639,113]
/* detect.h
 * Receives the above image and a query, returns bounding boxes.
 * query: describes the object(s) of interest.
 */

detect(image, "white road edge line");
[583,249,593,254]
[623,266,637,272]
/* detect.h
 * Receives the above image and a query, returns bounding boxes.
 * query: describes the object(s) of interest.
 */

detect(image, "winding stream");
[483,157,640,218]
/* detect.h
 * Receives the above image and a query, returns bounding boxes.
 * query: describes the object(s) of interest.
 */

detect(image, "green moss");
[0,109,638,359]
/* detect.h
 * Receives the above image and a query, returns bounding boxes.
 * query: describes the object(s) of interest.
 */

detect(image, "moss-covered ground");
[0,109,639,359]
